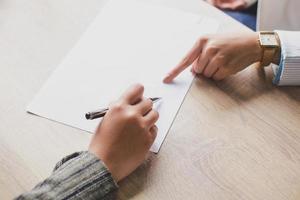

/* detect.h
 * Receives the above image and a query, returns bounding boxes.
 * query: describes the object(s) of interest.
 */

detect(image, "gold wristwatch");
[258,31,281,67]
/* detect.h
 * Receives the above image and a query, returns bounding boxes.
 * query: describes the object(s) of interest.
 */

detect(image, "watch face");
[260,34,278,46]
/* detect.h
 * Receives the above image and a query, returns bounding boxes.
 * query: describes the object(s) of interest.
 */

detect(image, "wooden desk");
[1,0,300,199]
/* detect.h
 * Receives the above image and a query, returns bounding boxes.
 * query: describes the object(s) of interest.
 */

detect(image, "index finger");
[163,38,206,83]
[121,84,144,105]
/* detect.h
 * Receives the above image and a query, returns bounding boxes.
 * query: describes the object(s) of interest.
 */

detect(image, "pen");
[85,97,162,120]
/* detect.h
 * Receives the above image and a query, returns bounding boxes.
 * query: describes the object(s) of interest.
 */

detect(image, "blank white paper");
[27,0,219,153]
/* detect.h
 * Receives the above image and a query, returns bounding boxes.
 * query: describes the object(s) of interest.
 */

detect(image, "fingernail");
[163,76,170,83]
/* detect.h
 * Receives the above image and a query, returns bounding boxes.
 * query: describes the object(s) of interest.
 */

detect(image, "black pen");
[85,97,162,120]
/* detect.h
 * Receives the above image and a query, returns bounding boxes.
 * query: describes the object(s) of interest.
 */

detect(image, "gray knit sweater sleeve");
[15,151,118,200]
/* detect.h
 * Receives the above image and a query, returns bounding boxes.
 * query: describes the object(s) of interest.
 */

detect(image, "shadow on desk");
[117,154,157,199]
[194,64,300,105]
[278,87,300,102]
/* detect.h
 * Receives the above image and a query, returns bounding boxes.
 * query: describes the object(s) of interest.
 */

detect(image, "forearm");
[15,151,118,200]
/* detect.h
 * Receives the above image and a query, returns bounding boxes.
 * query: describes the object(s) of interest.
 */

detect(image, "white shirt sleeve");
[273,31,300,86]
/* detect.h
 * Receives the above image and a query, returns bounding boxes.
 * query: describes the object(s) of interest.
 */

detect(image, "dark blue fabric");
[223,3,258,30]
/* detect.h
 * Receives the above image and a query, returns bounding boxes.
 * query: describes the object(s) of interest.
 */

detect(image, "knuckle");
[110,102,124,112]
[139,121,148,130]
[193,64,202,73]
[217,55,226,65]
[153,110,159,119]
[206,46,218,55]
[125,111,139,122]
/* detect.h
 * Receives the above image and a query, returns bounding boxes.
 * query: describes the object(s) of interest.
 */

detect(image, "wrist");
[88,148,121,182]
[251,32,263,63]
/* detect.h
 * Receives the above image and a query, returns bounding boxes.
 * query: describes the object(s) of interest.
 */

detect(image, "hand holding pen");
[88,84,160,181]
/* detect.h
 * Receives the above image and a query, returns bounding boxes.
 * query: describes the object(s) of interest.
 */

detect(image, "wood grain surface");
[0,0,299,199]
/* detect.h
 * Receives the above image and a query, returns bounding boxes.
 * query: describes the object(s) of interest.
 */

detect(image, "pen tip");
[151,97,162,102]
[85,113,91,120]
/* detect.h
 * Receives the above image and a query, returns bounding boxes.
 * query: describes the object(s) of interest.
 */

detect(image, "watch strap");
[261,47,277,67]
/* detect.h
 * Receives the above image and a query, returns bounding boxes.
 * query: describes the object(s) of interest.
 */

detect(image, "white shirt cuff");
[273,30,300,86]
